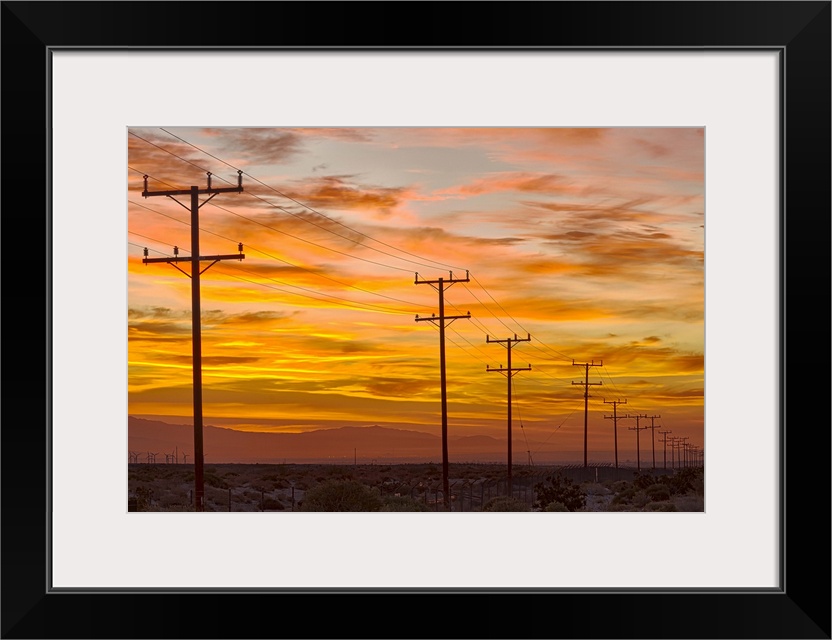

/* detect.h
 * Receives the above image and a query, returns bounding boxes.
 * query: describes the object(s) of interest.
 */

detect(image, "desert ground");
[128,462,704,513]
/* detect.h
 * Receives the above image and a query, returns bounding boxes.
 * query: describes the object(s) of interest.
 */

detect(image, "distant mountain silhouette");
[127,416,511,463]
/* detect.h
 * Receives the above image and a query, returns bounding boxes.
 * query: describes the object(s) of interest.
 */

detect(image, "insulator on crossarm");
[173,246,179,257]
[143,247,148,259]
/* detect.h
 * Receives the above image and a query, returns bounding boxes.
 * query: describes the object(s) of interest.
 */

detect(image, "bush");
[533,472,586,511]
[543,501,569,512]
[263,498,284,510]
[612,487,638,505]
[632,472,654,491]
[300,480,383,512]
[482,496,529,512]
[662,467,704,496]
[645,483,671,502]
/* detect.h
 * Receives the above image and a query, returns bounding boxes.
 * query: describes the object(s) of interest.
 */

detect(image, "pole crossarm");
[415,312,470,327]
[486,363,532,376]
[143,253,245,264]
[142,170,243,199]
[414,270,469,287]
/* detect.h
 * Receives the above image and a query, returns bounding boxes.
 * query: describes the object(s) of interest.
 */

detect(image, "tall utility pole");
[572,360,602,467]
[658,429,672,469]
[626,414,648,471]
[486,333,531,497]
[603,398,627,469]
[415,271,471,510]
[645,415,661,469]
[142,171,244,512]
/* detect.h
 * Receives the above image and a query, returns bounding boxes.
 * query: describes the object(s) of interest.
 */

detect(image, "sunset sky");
[127,127,704,464]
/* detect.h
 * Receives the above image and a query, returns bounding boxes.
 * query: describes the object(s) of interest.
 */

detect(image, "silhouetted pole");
[603,398,627,468]
[415,271,471,510]
[645,415,661,469]
[486,333,531,496]
[668,437,678,468]
[626,414,648,471]
[572,360,602,467]
[678,436,690,468]
[682,436,690,467]
[658,429,672,469]
[142,171,244,511]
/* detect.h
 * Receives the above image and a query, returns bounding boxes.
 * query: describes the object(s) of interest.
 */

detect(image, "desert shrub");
[300,480,383,512]
[611,480,630,493]
[134,486,153,511]
[482,496,529,512]
[612,487,638,505]
[543,501,569,512]
[204,472,228,489]
[533,472,586,512]
[582,482,610,496]
[224,471,239,477]
[633,491,651,508]
[159,492,185,508]
[263,497,284,510]
[662,467,703,495]
[632,472,654,490]
[380,495,430,512]
[645,483,671,502]
[646,501,678,512]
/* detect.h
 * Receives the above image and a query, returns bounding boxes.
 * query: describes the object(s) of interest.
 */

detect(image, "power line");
[129,200,424,309]
[468,274,574,361]
[157,127,467,272]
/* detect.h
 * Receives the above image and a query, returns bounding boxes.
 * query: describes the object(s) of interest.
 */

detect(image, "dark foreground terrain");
[128,462,704,512]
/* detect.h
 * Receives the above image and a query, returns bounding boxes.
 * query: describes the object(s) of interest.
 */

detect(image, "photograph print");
[127,126,705,513]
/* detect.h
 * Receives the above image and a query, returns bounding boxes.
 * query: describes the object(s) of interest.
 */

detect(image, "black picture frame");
[2,2,829,638]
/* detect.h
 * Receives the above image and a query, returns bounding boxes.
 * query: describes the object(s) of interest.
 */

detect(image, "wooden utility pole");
[414,271,471,510]
[626,414,648,472]
[572,360,602,467]
[486,333,531,496]
[658,429,672,469]
[645,415,661,469]
[141,171,244,511]
[603,398,627,469]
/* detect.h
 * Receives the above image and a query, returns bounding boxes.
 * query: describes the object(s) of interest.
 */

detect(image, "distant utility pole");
[667,436,679,469]
[626,415,648,472]
[645,415,661,469]
[658,429,672,469]
[678,436,690,468]
[603,398,627,469]
[486,333,531,496]
[572,360,602,467]
[141,171,244,512]
[415,271,471,511]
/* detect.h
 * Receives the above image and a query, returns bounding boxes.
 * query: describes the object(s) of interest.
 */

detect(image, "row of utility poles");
[138,172,702,512]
